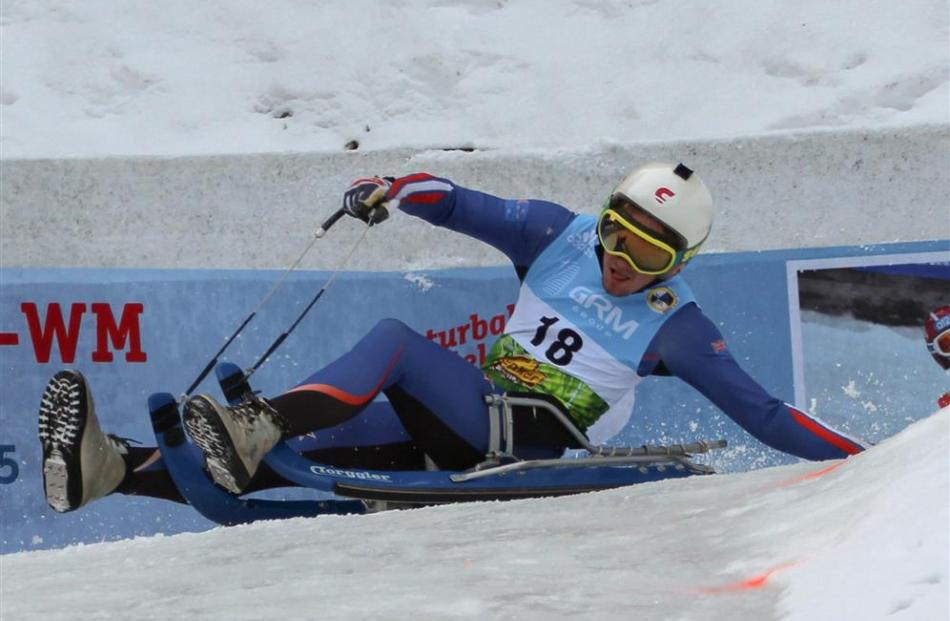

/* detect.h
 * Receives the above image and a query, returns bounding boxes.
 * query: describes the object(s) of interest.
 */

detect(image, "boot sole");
[182,397,251,495]
[38,370,88,513]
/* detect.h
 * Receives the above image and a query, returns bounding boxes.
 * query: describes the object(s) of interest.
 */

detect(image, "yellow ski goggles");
[596,199,694,276]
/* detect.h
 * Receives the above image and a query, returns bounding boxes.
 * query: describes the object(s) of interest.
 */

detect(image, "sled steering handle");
[315,208,346,238]
[317,205,386,237]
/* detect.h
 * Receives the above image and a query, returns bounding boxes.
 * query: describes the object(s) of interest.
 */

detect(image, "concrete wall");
[3,124,948,270]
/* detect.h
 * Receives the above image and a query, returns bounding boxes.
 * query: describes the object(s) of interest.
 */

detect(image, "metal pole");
[182,208,347,397]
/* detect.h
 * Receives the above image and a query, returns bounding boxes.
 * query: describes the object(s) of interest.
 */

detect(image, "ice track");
[3,411,946,621]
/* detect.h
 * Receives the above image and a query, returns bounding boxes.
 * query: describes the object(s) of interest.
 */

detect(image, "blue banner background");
[1,241,945,553]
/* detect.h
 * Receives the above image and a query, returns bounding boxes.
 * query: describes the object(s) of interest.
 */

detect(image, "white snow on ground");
[779,412,949,620]
[3,411,947,620]
[2,0,948,158]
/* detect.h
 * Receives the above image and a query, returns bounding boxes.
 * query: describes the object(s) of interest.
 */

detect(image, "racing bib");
[482,215,696,442]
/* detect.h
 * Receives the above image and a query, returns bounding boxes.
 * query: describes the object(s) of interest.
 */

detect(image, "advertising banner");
[2,241,946,552]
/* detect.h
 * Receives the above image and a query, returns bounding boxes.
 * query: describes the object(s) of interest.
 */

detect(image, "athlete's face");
[602,253,656,296]
[600,207,684,297]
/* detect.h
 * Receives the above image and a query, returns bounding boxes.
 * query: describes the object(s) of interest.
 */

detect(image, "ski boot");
[182,393,287,495]
[38,370,129,513]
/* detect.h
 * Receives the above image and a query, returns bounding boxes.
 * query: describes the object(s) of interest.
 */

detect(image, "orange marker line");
[776,461,846,488]
[697,561,799,594]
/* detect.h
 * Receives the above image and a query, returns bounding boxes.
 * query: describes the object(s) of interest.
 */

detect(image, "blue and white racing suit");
[269,173,867,470]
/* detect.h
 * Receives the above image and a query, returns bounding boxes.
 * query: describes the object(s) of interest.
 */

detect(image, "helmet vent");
[673,163,693,180]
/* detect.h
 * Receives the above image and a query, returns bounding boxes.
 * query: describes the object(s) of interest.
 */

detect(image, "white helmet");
[610,162,714,256]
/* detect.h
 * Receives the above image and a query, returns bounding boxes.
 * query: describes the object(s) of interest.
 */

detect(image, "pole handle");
[315,208,346,238]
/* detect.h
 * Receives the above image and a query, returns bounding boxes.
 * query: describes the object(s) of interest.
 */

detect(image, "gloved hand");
[342,176,392,225]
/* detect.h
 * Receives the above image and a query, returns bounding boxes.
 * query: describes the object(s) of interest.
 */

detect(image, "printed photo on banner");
[786,251,950,442]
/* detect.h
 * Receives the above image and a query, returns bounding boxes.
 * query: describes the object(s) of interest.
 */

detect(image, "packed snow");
[2,0,948,158]
[3,411,947,620]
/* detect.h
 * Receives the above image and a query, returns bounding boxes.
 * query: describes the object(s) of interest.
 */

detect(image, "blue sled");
[149,363,723,525]
[149,392,367,525]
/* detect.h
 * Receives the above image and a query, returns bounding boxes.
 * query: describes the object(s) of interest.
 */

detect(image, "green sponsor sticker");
[482,335,608,429]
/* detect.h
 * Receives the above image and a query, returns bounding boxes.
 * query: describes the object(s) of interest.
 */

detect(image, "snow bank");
[3,125,948,270]
[3,410,946,620]
[3,0,947,159]
[778,408,949,620]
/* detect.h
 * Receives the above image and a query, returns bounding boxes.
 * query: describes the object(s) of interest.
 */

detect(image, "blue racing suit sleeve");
[388,173,575,275]
[646,303,867,461]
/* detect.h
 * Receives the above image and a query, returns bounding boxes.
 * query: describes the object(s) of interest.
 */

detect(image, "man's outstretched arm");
[652,303,868,460]
[384,173,576,275]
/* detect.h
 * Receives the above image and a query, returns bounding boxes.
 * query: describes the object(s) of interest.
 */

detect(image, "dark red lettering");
[438,328,457,348]
[91,303,147,363]
[457,323,470,345]
[470,313,488,340]
[490,315,506,335]
[21,303,86,363]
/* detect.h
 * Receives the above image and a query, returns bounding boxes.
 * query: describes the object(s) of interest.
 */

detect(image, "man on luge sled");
[38,163,867,512]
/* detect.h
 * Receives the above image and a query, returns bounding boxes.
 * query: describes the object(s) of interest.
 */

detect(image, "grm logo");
[569,286,639,339]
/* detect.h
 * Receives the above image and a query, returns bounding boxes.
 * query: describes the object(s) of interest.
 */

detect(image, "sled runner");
[149,362,726,526]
